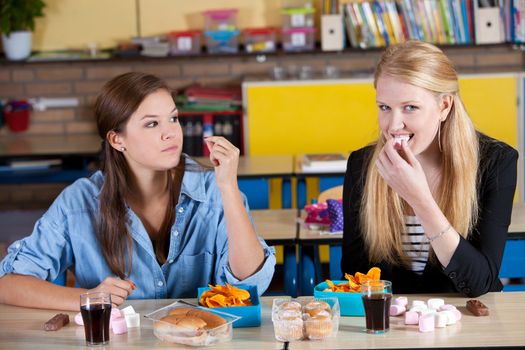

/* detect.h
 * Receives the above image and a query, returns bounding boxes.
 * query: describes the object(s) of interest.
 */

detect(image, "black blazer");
[341,134,518,297]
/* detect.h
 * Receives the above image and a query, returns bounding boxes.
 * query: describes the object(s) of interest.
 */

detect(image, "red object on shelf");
[5,108,30,132]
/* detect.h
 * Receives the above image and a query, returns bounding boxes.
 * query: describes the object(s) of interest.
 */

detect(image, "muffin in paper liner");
[271,297,340,341]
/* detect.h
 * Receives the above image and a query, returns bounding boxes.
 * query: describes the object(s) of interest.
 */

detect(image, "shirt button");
[157,281,164,287]
[448,272,457,279]
[178,207,184,213]
[15,243,20,249]
[458,281,466,288]
[168,259,174,264]
[173,230,179,236]
[463,287,471,295]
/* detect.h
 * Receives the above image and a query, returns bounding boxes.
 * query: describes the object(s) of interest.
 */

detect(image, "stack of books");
[177,85,241,111]
[301,153,347,173]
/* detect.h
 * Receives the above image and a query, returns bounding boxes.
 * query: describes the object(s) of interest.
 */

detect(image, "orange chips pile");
[199,283,252,308]
[325,267,381,292]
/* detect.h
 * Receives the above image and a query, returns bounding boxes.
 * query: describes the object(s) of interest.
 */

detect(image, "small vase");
[2,31,32,61]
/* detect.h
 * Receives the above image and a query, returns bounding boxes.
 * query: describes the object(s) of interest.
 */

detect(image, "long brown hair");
[94,72,180,278]
[361,41,479,265]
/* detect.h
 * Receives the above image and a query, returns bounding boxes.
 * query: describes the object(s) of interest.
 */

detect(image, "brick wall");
[1,44,522,140]
[0,44,523,209]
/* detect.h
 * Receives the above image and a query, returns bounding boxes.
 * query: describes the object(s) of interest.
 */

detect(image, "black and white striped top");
[402,216,429,275]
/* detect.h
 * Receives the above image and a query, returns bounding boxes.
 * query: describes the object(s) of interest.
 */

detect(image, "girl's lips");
[162,145,179,152]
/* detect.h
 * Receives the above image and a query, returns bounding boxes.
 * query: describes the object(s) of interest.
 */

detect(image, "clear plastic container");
[243,28,277,53]
[202,9,238,32]
[271,297,340,341]
[282,7,316,28]
[204,30,240,54]
[282,27,316,52]
[168,31,202,55]
[145,300,240,347]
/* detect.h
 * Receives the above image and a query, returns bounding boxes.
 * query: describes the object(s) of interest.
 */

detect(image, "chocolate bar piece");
[43,313,70,331]
[466,299,489,316]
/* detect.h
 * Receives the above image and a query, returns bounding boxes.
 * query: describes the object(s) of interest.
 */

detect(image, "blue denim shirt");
[0,160,276,298]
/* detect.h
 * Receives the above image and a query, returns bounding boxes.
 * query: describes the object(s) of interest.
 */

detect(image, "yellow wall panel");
[245,81,379,155]
[245,75,519,155]
[33,0,136,51]
[459,75,517,148]
[30,0,322,51]
[139,0,284,36]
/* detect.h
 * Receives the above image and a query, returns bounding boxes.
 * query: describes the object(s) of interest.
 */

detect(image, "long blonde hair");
[362,41,479,265]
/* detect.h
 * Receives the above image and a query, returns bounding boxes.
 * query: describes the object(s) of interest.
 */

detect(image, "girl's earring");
[120,147,126,152]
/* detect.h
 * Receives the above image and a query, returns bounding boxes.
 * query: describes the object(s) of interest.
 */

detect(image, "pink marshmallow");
[404,311,419,325]
[438,304,456,311]
[394,296,408,307]
[390,304,406,316]
[452,308,462,321]
[419,313,435,333]
[111,317,128,335]
[111,308,123,319]
[74,312,83,326]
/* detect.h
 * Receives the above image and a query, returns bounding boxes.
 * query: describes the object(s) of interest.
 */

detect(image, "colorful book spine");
[386,0,406,43]
[362,0,384,47]
[373,0,391,45]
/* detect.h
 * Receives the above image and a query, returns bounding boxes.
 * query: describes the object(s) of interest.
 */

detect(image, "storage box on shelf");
[203,8,240,54]
[203,9,238,31]
[204,30,240,54]
[282,27,316,51]
[282,6,315,28]
[167,30,202,55]
[243,28,277,53]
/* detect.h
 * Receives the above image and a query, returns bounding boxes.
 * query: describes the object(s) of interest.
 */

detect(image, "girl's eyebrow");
[376,100,419,104]
[141,107,178,120]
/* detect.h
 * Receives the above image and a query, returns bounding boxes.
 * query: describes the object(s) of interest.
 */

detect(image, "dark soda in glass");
[80,303,112,345]
[362,293,392,333]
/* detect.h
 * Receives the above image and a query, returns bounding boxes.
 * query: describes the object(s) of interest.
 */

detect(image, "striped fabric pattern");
[402,216,429,275]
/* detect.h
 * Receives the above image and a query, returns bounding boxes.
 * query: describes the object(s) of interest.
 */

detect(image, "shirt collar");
[179,156,207,203]
[91,156,209,203]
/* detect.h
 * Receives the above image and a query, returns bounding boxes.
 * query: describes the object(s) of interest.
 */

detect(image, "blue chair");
[500,239,525,291]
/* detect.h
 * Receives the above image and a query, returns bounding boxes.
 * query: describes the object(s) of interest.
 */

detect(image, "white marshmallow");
[125,313,141,328]
[419,309,437,316]
[409,305,428,314]
[411,300,426,308]
[120,305,136,316]
[427,298,445,310]
[435,312,448,328]
[394,135,410,146]
[443,310,457,325]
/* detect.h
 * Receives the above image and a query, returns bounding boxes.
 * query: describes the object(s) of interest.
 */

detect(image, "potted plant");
[0,0,46,60]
